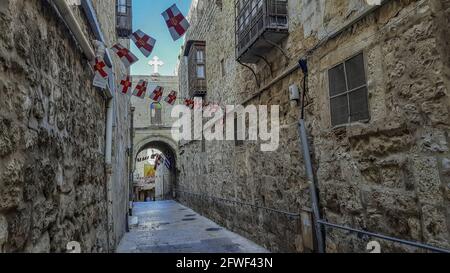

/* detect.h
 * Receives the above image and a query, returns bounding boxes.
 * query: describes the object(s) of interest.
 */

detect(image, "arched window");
[151,103,162,125]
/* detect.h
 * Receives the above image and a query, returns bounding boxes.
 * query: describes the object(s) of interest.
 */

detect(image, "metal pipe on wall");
[318,220,450,253]
[298,119,325,253]
[52,0,95,61]
[79,0,118,251]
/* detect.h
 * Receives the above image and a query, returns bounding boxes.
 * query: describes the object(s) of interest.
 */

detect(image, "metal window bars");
[235,0,288,63]
[116,0,132,38]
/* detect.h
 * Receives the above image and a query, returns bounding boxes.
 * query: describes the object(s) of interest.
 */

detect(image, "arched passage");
[132,135,178,201]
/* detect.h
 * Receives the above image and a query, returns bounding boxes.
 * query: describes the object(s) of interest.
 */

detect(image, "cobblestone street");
[117,201,268,253]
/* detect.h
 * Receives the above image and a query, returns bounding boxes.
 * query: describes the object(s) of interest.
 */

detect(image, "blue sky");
[131,0,192,76]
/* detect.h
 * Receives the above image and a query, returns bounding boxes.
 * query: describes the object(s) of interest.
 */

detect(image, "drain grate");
[182,218,196,221]
[206,228,222,232]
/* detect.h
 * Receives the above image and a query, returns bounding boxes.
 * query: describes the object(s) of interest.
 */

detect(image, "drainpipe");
[55,0,116,251]
[297,59,325,253]
[105,99,114,252]
[80,1,116,250]
[129,107,135,215]
[52,0,95,61]
[51,0,116,252]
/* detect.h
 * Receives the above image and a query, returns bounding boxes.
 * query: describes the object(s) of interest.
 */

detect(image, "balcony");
[184,40,207,97]
[116,0,132,38]
[235,0,288,63]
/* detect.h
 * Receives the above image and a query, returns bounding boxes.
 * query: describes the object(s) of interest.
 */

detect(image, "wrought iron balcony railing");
[235,0,288,63]
[116,0,132,38]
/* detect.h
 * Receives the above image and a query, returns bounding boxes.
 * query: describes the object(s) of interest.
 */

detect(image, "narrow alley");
[117,201,268,253]
[1,0,450,257]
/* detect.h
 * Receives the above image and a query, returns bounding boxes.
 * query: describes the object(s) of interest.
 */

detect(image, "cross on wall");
[149,56,164,74]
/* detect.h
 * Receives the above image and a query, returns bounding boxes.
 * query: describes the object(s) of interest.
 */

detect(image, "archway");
[132,136,178,202]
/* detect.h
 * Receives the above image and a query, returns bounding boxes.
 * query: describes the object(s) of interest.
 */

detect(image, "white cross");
[149,56,164,74]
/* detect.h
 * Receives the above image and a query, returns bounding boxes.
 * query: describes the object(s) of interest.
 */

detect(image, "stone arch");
[133,134,178,166]
[132,134,179,201]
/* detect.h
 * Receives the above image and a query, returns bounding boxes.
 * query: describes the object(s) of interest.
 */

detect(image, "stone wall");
[177,0,450,252]
[131,74,180,198]
[0,0,131,252]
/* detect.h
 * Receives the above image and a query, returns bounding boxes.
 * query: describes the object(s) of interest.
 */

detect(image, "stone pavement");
[116,200,269,253]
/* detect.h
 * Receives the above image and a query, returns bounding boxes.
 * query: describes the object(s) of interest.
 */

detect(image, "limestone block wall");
[131,75,180,129]
[0,0,131,252]
[306,0,450,252]
[177,0,450,252]
[155,164,172,200]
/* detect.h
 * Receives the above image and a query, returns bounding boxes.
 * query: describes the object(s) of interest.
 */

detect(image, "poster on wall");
[144,164,156,177]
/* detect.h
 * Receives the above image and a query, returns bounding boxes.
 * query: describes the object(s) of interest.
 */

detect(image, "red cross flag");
[150,86,164,103]
[93,57,109,78]
[111,44,139,67]
[131,29,156,58]
[162,4,190,41]
[184,98,194,109]
[119,75,132,95]
[132,80,148,99]
[164,91,178,105]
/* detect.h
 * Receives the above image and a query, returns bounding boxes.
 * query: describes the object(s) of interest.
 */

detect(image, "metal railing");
[176,189,450,253]
[235,0,288,60]
[175,189,308,218]
[116,0,132,37]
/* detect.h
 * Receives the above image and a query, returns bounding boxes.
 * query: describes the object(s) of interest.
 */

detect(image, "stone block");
[0,117,21,158]
[418,130,448,153]
[0,214,7,252]
[441,158,450,176]
[411,155,444,204]
[25,232,50,253]
[0,159,24,210]
[362,187,418,215]
[421,204,449,247]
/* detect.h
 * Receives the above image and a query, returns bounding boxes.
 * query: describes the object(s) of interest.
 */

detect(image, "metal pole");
[318,220,450,253]
[298,119,325,253]
[129,107,135,213]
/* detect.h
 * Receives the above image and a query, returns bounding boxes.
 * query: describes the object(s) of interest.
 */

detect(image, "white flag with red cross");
[119,75,133,95]
[111,44,139,67]
[132,80,148,99]
[92,57,111,89]
[164,90,178,105]
[150,86,164,103]
[184,98,194,109]
[131,29,156,58]
[162,4,190,41]
[93,57,109,78]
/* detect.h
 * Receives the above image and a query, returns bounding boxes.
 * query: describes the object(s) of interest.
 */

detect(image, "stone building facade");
[177,0,450,252]
[131,74,180,201]
[0,0,132,252]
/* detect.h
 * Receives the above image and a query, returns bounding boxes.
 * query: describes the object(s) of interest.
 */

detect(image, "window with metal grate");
[151,105,162,125]
[328,53,369,126]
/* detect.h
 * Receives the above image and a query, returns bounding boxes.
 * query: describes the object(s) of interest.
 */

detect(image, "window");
[116,0,132,37]
[328,53,369,127]
[151,103,162,125]
[196,65,205,79]
[118,0,127,13]
[235,0,288,63]
[184,41,207,96]
[196,50,204,62]
[196,49,205,79]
